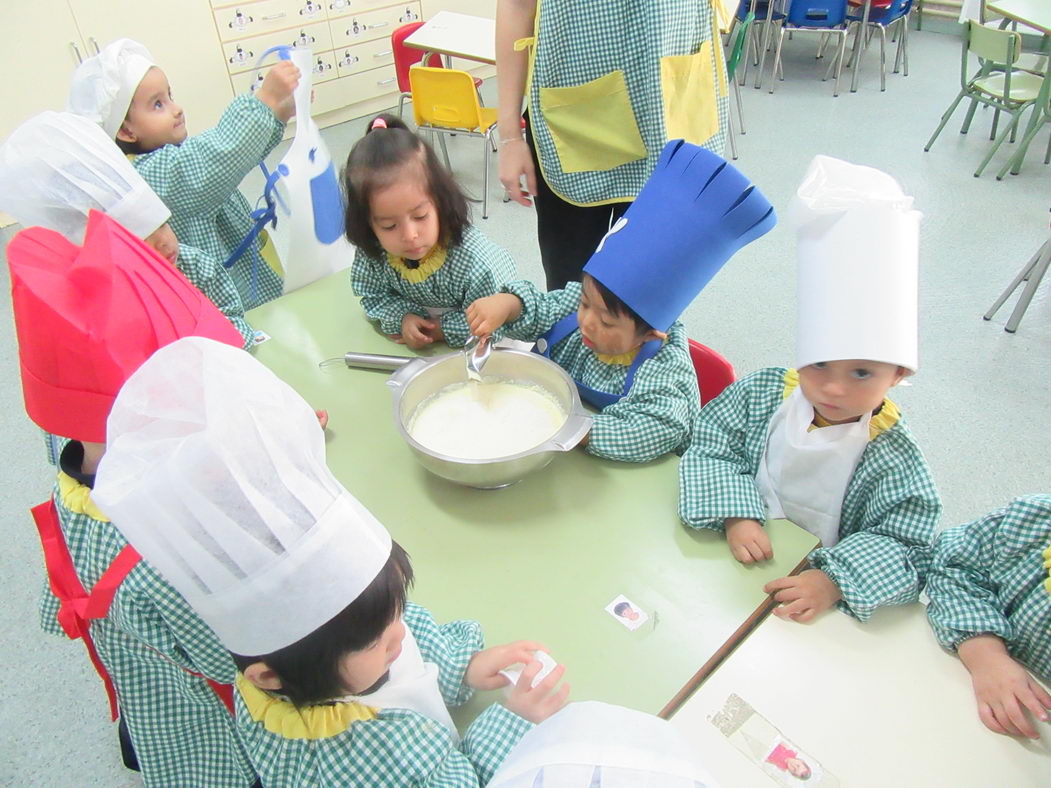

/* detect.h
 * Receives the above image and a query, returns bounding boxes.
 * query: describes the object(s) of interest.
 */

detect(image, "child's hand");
[502,658,570,724]
[315,409,329,430]
[397,313,441,349]
[465,640,546,690]
[958,635,1051,739]
[725,518,773,563]
[466,293,522,337]
[764,569,841,623]
[256,61,301,122]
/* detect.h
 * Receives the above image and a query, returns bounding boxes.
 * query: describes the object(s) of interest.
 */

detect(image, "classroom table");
[670,603,1051,787]
[246,273,819,724]
[987,0,1051,177]
[403,10,496,66]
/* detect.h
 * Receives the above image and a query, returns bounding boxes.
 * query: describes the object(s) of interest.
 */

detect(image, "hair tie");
[371,117,387,130]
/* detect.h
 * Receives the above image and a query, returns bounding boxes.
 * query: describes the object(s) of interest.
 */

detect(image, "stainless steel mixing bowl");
[345,348,592,488]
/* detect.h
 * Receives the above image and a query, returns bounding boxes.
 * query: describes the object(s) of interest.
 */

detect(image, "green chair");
[923,21,1044,178]
[996,63,1051,180]
[983,227,1051,333]
[725,12,755,161]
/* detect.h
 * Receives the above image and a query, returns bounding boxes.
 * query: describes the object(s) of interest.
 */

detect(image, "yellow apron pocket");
[538,70,647,174]
[660,43,719,146]
[258,229,284,277]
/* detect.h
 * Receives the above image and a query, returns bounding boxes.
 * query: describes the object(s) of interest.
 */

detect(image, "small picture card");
[252,329,272,346]
[499,649,557,689]
[710,693,839,787]
[604,594,649,631]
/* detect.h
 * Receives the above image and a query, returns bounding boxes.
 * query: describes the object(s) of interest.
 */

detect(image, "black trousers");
[525,114,631,291]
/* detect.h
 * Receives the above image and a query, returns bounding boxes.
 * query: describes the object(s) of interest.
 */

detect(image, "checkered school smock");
[133,94,285,309]
[38,465,255,787]
[176,242,254,349]
[500,280,698,462]
[525,0,727,206]
[678,366,941,621]
[234,602,533,787]
[926,494,1051,681]
[351,225,518,347]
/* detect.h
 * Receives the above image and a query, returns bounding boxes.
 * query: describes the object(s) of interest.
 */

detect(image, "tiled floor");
[1,25,1049,786]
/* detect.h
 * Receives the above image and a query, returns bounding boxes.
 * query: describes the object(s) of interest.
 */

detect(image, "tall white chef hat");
[487,702,717,788]
[93,336,393,656]
[0,111,170,242]
[790,155,921,373]
[67,38,156,138]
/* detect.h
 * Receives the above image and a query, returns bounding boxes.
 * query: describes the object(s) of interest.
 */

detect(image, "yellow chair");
[409,66,499,218]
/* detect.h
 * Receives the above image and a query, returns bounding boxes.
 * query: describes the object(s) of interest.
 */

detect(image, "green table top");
[987,0,1051,35]
[247,273,819,721]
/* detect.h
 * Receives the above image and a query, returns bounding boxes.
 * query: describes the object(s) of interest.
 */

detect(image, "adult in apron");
[8,212,252,785]
[496,0,729,289]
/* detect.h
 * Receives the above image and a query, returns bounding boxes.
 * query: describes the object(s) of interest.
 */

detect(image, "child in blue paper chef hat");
[467,141,775,463]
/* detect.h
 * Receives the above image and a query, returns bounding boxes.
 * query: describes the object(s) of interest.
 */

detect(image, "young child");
[926,495,1051,740]
[679,156,941,623]
[467,141,776,463]
[67,38,299,309]
[93,336,571,787]
[7,212,257,786]
[0,110,254,349]
[345,114,517,349]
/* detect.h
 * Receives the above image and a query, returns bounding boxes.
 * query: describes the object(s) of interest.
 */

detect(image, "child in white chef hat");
[0,110,253,349]
[94,336,570,787]
[679,155,941,625]
[67,38,298,309]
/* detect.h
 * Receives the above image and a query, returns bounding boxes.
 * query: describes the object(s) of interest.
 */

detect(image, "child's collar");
[594,347,641,366]
[236,675,377,740]
[386,245,447,284]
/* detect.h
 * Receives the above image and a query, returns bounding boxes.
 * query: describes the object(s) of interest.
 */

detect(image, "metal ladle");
[463,334,492,382]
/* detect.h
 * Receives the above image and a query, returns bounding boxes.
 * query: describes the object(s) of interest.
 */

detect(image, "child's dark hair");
[585,274,654,335]
[231,542,414,707]
[343,113,469,259]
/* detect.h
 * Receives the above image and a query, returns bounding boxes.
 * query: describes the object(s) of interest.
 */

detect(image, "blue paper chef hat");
[583,141,776,332]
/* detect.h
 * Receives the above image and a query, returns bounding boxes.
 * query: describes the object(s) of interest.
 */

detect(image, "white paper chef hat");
[67,38,156,138]
[93,336,393,656]
[790,155,921,372]
[487,702,718,788]
[0,111,170,242]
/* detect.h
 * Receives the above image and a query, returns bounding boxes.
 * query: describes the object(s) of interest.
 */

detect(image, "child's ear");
[641,328,668,344]
[892,365,911,386]
[243,662,283,691]
[115,123,137,144]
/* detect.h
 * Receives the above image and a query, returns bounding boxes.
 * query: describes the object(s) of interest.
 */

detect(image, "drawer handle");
[377,77,396,86]
[262,12,288,21]
[373,49,393,58]
[369,21,390,29]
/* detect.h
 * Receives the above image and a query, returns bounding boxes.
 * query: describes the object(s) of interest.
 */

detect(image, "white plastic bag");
[256,47,354,294]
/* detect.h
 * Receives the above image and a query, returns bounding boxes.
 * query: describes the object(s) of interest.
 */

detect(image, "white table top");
[403,10,496,65]
[671,604,1051,787]
[987,0,1051,35]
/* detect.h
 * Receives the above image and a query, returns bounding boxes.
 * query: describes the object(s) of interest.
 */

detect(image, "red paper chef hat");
[8,210,244,443]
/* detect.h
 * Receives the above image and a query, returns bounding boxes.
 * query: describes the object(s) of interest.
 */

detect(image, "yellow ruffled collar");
[595,347,641,366]
[237,675,377,740]
[1042,542,1051,596]
[57,471,109,521]
[386,245,447,284]
[783,368,900,441]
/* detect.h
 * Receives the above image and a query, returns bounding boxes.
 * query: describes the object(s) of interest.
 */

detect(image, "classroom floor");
[1,26,1048,786]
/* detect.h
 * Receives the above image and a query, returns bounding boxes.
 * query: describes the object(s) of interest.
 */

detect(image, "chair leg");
[833,33,847,97]
[769,27,787,94]
[727,103,739,160]
[482,130,491,220]
[990,109,1000,141]
[961,97,980,134]
[755,18,776,89]
[733,77,746,134]
[817,32,829,59]
[878,25,887,92]
[974,110,1021,177]
[398,94,406,117]
[849,22,864,93]
[984,239,1051,332]
[437,132,451,170]
[996,106,1046,179]
[925,91,967,151]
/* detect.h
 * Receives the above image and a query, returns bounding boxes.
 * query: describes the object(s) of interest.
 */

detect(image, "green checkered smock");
[133,94,285,310]
[176,242,254,349]
[526,0,727,205]
[38,468,256,787]
[926,495,1051,681]
[351,225,518,347]
[501,280,698,462]
[235,602,533,787]
[678,366,941,621]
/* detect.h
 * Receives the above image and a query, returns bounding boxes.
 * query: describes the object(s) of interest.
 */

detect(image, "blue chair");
[845,0,913,93]
[728,0,786,89]
[767,0,851,97]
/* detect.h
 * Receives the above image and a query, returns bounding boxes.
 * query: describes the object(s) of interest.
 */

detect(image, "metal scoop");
[463,334,492,382]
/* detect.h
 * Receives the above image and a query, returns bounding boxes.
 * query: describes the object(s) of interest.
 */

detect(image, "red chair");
[392,22,482,117]
[688,339,736,405]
